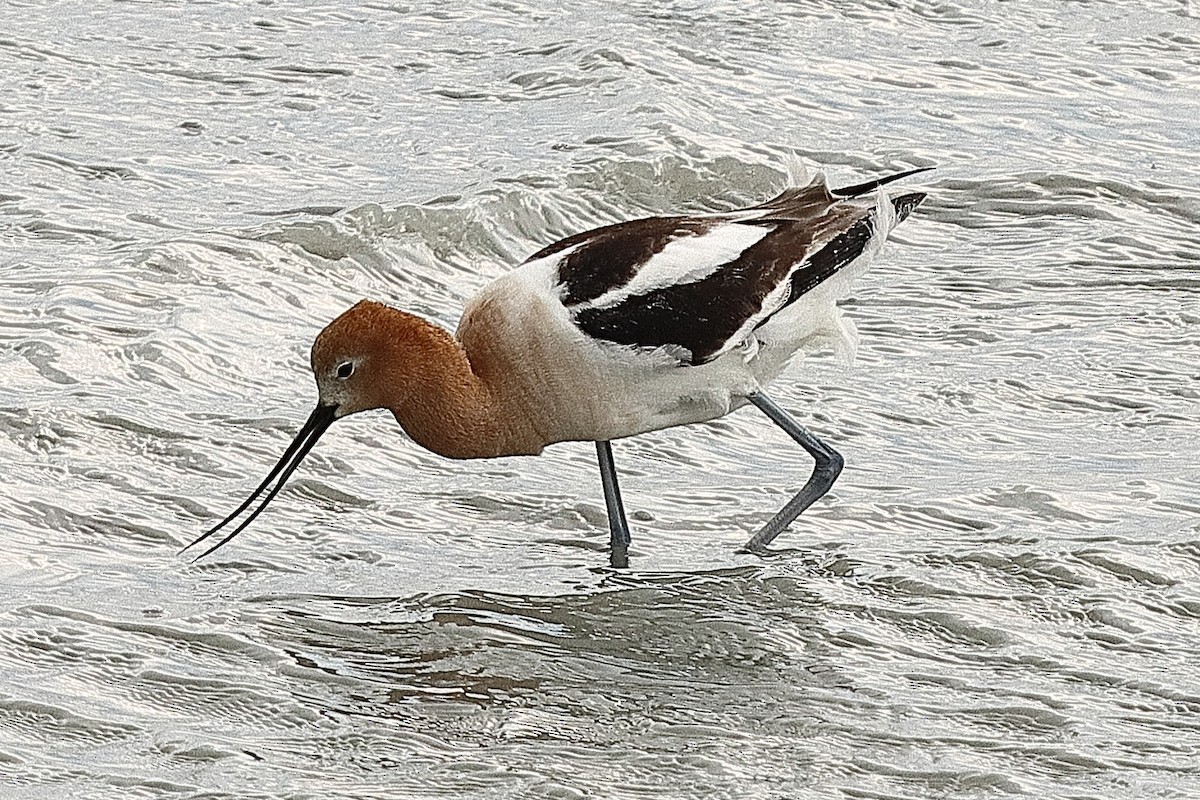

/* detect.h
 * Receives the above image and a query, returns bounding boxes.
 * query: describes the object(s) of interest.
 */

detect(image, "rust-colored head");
[310,298,464,419]
[182,299,446,561]
[311,299,415,418]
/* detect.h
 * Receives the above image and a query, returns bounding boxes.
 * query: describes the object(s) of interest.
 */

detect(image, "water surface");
[2,1,1199,797]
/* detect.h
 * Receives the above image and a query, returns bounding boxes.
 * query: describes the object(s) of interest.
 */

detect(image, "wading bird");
[184,165,930,567]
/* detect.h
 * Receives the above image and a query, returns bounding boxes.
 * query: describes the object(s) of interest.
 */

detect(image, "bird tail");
[891,191,927,223]
[832,166,934,198]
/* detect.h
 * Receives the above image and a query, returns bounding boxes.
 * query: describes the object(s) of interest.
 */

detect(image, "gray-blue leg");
[596,440,631,568]
[743,392,845,554]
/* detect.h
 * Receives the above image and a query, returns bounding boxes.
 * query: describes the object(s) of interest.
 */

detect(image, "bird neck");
[384,316,543,459]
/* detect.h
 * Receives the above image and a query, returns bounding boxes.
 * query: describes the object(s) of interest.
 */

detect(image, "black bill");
[181,403,338,561]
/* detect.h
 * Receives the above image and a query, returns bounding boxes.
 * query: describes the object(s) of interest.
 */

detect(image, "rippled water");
[3,1,1200,797]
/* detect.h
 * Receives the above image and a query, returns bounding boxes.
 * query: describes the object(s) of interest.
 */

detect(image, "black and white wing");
[531,167,929,366]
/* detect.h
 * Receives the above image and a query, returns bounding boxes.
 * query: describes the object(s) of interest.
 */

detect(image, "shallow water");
[2,1,1199,797]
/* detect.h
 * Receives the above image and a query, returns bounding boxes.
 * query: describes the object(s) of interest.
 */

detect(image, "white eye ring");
[335,361,355,379]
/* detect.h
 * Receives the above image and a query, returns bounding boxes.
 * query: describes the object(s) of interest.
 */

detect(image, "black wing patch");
[532,216,716,306]
[892,191,926,224]
[776,190,926,311]
[573,217,827,364]
[779,215,875,312]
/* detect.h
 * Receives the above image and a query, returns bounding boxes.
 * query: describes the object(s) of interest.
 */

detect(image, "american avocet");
[184,165,930,566]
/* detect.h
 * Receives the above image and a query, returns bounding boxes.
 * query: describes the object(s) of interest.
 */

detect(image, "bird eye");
[336,361,355,379]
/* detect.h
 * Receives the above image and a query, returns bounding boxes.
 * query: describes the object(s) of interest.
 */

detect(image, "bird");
[183,163,931,567]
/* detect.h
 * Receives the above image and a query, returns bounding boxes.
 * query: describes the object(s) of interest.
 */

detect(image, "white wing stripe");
[576,222,772,312]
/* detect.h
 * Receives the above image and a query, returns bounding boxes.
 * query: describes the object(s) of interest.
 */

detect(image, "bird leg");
[742,392,844,554]
[595,440,631,568]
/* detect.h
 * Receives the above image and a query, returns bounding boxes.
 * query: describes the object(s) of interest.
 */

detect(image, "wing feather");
[534,170,927,365]
[572,206,866,364]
